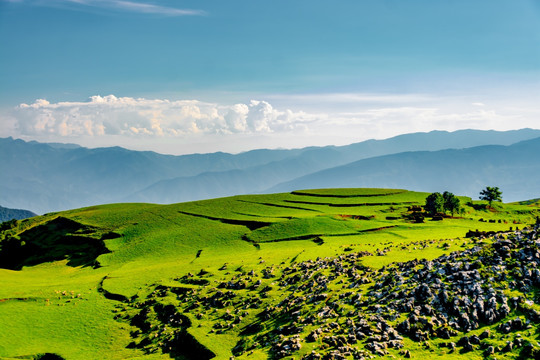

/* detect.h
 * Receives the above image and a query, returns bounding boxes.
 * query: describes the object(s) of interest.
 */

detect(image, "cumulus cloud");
[12,95,312,138]
[6,92,535,155]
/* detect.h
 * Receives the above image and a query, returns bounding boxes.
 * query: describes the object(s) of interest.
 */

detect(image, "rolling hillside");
[1,189,539,359]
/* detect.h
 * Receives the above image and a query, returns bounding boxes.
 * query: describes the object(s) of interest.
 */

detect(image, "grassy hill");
[0,188,539,359]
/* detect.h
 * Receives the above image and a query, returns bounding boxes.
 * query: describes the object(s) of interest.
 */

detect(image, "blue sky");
[1,0,540,154]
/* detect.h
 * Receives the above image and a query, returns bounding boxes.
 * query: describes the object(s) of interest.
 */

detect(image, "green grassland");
[0,188,539,360]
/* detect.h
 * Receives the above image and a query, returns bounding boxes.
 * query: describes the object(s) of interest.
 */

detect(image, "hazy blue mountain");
[268,137,540,202]
[2,128,540,213]
[127,147,344,203]
[128,129,540,204]
[335,128,540,163]
[0,138,304,213]
[0,205,37,222]
[27,140,82,149]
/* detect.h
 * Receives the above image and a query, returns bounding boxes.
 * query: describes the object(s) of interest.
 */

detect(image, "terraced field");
[0,188,539,359]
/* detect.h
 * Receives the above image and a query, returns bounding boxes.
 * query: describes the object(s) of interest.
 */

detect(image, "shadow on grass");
[0,216,114,270]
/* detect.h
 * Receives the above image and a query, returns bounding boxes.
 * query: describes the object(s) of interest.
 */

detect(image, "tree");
[479,186,502,206]
[443,191,460,216]
[425,192,444,216]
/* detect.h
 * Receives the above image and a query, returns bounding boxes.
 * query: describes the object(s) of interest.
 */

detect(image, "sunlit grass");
[1,188,539,359]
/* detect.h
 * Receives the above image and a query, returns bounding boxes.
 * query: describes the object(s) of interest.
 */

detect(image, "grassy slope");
[0,188,539,360]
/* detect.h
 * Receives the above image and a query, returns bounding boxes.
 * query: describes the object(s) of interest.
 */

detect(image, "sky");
[1,0,540,154]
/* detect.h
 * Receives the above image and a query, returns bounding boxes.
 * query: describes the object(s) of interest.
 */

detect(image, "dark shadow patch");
[34,354,66,360]
[178,211,270,231]
[28,353,65,360]
[100,231,122,240]
[291,190,405,198]
[351,215,375,220]
[289,251,304,263]
[0,217,111,270]
[178,277,210,286]
[239,322,264,336]
[126,291,216,360]
[0,219,17,231]
[0,297,39,303]
[168,286,193,296]
[242,234,261,249]
[465,229,499,238]
[313,236,324,245]
[467,202,488,211]
[238,200,323,213]
[357,225,396,233]
[284,200,416,207]
[166,329,215,360]
[233,211,294,220]
[247,226,396,243]
[98,276,129,302]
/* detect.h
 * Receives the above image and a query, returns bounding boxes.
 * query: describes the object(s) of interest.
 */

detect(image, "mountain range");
[269,137,540,203]
[0,205,37,222]
[2,128,540,214]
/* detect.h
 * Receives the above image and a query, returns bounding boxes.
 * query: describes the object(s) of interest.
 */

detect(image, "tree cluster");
[425,191,461,216]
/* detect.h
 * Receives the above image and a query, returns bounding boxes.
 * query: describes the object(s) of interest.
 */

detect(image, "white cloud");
[4,92,538,154]
[224,104,249,133]
[12,95,311,138]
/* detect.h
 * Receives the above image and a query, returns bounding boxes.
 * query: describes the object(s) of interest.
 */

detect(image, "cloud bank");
[13,95,312,137]
[4,93,537,154]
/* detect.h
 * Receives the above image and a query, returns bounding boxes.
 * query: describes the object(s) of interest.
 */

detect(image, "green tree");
[479,186,502,206]
[425,192,444,216]
[443,191,460,216]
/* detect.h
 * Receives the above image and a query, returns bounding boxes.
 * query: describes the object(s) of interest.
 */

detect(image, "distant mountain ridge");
[0,205,37,222]
[128,129,540,204]
[268,137,540,202]
[2,129,540,213]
